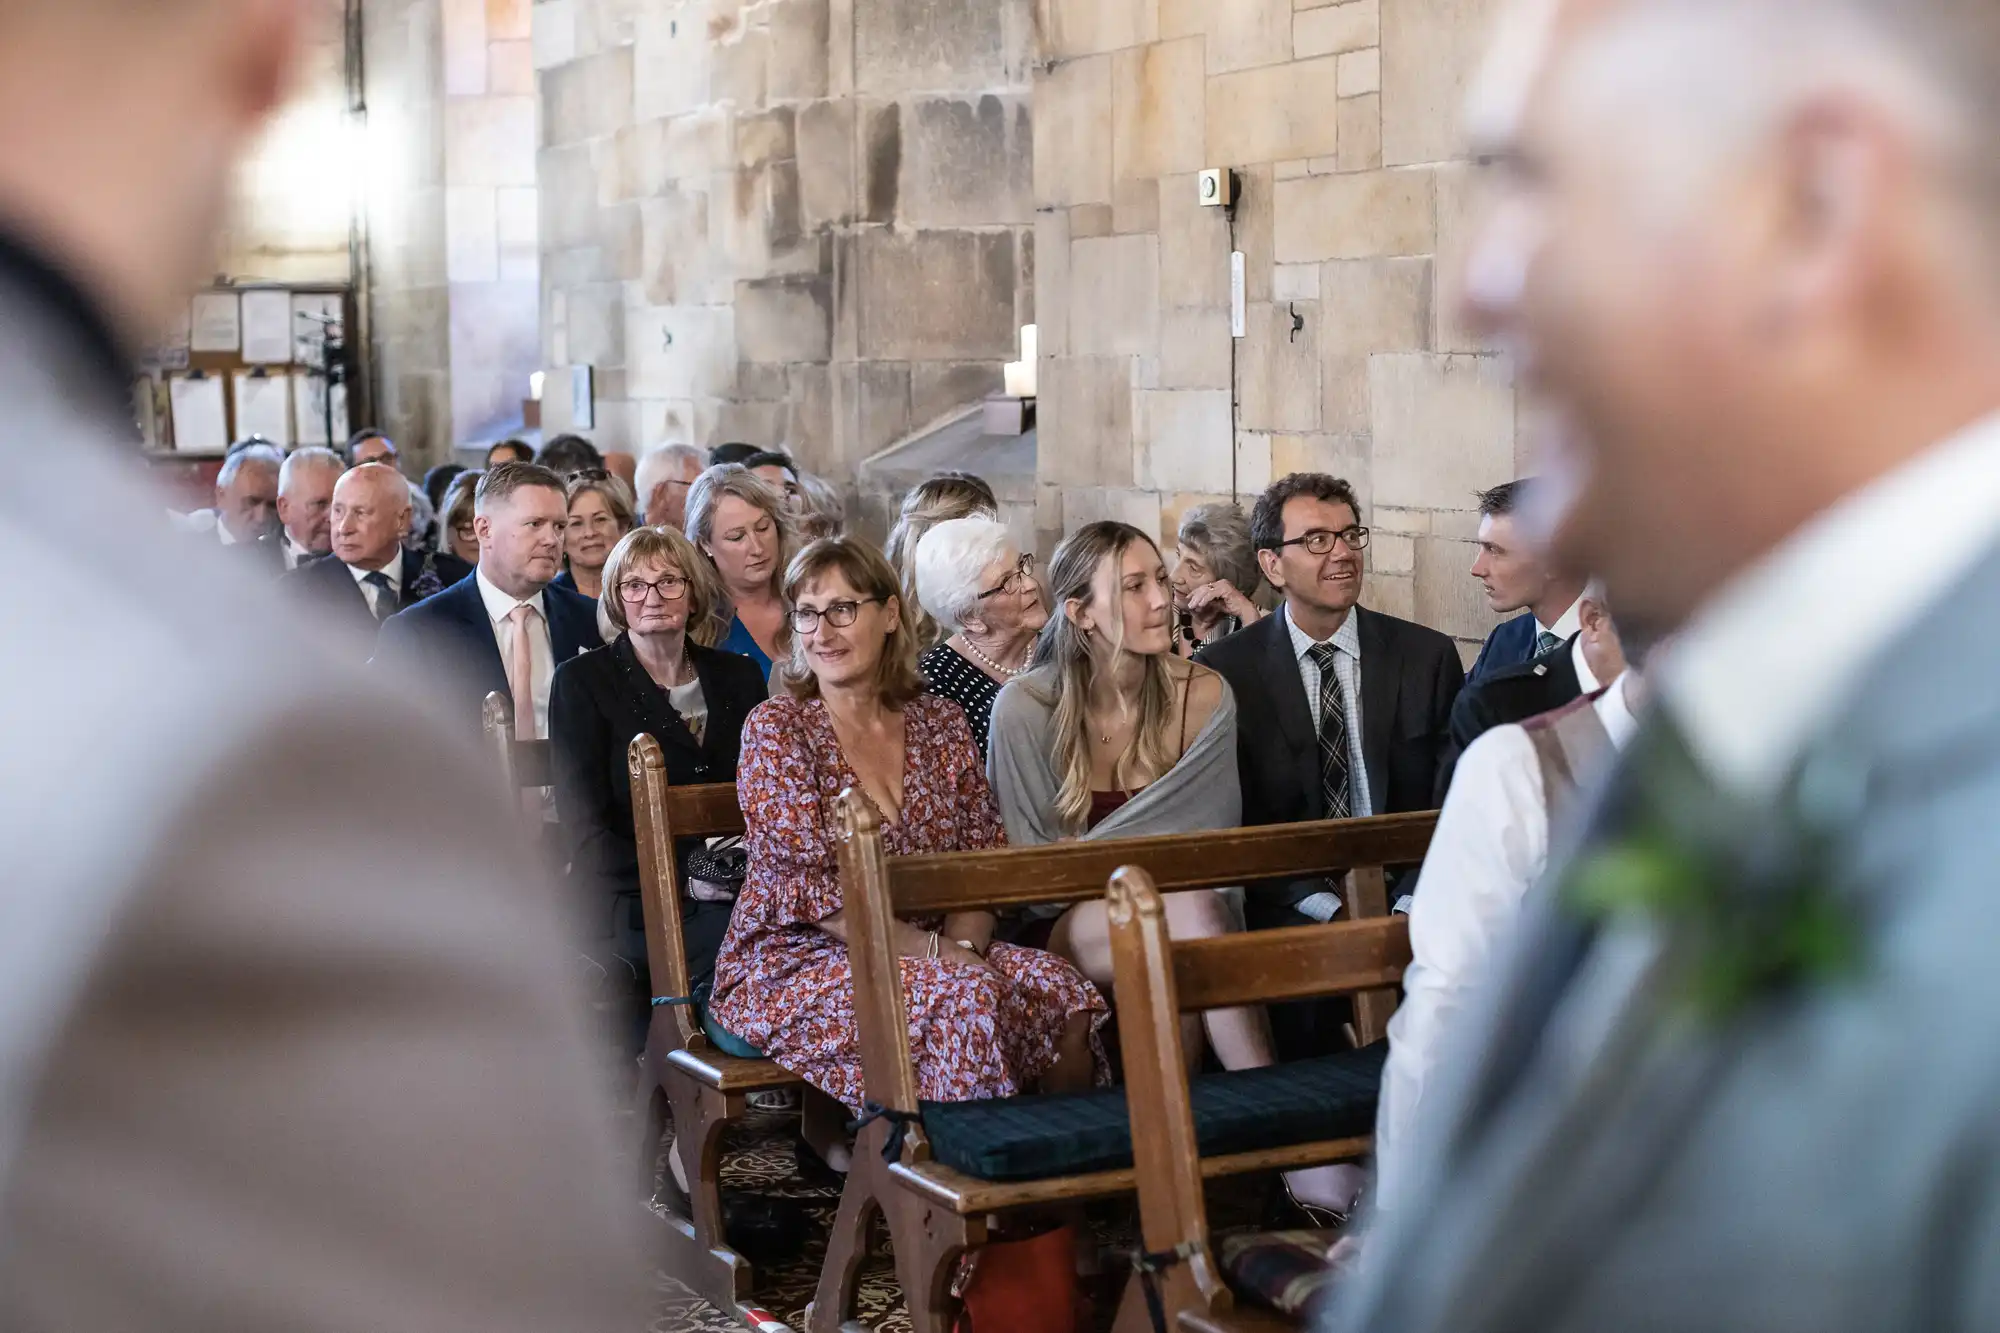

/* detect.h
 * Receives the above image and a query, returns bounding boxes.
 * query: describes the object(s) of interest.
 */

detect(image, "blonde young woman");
[986,519,1361,1219]
[684,463,793,678]
[884,471,999,649]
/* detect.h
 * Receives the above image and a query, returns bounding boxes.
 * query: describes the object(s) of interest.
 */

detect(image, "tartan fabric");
[1218,1229,1344,1318]
[920,1043,1386,1182]
[1309,643,1353,820]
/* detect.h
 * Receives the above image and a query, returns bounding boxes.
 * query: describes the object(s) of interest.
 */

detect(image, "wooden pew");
[816,791,1435,1333]
[1108,867,1413,1333]
[481,690,553,794]
[627,736,804,1327]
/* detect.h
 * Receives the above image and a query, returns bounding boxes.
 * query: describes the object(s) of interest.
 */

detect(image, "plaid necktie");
[1309,642,1352,820]
[1535,629,1563,656]
[362,570,395,621]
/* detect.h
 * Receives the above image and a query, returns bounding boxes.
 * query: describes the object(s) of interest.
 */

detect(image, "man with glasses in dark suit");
[1197,472,1465,924]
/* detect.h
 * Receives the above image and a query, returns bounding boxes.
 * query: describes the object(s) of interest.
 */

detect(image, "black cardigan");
[548,635,768,952]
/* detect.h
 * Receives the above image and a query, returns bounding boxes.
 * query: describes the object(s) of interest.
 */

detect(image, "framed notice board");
[137,284,358,460]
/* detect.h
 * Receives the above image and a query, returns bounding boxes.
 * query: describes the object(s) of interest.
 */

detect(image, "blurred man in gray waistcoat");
[0,1,642,1327]
[1331,1,2000,1330]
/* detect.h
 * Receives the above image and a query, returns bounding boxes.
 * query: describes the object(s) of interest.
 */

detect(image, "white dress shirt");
[348,552,403,619]
[476,568,555,739]
[1664,409,2000,800]
[1539,595,1582,643]
[1374,672,1640,1215]
[282,534,314,571]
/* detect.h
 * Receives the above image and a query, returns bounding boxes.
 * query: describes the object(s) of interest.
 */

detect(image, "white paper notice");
[292,292,342,368]
[293,375,348,446]
[240,290,294,364]
[190,292,241,354]
[169,374,229,452]
[233,370,293,446]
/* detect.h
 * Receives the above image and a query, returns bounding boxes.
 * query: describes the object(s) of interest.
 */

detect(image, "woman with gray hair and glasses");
[1171,501,1269,655]
[912,516,1047,759]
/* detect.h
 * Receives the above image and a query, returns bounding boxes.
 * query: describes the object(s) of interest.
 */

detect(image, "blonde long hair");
[1040,521,1178,832]
[885,473,999,649]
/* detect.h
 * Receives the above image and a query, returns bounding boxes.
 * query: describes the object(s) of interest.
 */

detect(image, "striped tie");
[1309,643,1351,821]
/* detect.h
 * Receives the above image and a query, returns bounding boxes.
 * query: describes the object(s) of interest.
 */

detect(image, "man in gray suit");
[0,2,641,1327]
[1332,1,2000,1330]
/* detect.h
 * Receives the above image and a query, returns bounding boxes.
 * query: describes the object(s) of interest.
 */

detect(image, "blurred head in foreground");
[1462,0,2000,635]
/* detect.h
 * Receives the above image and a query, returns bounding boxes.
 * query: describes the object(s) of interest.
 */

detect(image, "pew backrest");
[1107,864,1414,1318]
[831,790,1436,1163]
[482,690,554,789]
[627,735,743,1049]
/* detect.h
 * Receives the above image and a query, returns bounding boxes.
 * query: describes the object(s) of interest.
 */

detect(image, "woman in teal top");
[686,463,793,679]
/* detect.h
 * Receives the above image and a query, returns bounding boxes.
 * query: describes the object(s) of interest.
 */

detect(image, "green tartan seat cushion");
[1218,1229,1344,1319]
[919,1043,1385,1183]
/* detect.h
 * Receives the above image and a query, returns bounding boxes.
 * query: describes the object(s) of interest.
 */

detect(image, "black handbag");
[685,841,748,889]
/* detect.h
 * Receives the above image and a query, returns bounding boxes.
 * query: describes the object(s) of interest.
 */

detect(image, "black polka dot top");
[918,641,1004,762]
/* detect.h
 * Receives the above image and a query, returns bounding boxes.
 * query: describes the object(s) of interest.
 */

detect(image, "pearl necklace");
[960,634,1030,679]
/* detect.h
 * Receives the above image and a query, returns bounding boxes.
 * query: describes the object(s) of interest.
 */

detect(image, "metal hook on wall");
[1288,303,1305,344]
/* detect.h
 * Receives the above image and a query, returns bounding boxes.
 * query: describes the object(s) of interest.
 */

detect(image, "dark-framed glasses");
[1275,526,1370,556]
[790,597,880,633]
[617,573,689,603]
[977,553,1037,600]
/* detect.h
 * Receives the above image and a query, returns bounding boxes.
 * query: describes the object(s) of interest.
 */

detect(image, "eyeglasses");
[571,467,613,482]
[1272,526,1370,556]
[617,573,689,602]
[976,553,1037,600]
[790,597,881,633]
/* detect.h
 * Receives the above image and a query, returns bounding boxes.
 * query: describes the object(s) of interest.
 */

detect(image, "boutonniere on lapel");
[1560,738,1867,1022]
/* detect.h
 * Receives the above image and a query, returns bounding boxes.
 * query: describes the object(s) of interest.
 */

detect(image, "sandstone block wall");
[531,0,1037,481]
[1033,0,1521,652]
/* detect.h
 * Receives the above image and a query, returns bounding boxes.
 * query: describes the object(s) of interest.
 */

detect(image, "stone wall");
[530,0,1036,482]
[363,0,452,461]
[1032,0,1519,652]
[222,18,353,285]
[359,0,541,469]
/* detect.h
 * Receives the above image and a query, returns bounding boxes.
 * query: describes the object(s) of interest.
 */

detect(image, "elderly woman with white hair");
[913,516,1047,759]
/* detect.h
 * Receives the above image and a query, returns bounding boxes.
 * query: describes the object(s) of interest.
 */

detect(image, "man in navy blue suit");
[280,463,453,657]
[1465,478,1585,684]
[376,461,601,735]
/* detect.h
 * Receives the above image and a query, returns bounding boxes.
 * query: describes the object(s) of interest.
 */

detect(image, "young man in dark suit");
[279,463,451,655]
[1435,583,1628,797]
[375,462,602,735]
[1196,472,1465,932]
[1465,478,1585,683]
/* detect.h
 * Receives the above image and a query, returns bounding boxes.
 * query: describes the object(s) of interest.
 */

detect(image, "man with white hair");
[203,440,282,546]
[633,442,705,530]
[0,1,641,1327]
[1332,1,2000,1330]
[259,443,341,570]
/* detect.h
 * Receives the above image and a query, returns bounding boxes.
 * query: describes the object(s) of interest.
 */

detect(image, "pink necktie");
[507,603,542,740]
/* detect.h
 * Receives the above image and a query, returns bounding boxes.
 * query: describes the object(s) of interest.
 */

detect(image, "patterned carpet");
[641,1101,1281,1333]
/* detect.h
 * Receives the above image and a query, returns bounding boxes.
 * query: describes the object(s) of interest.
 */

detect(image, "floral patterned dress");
[708,692,1107,1109]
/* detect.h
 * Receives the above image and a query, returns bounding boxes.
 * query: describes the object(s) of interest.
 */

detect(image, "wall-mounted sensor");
[1198,168,1238,209]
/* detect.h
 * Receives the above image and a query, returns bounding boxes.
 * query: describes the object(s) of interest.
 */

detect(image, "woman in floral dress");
[708,536,1105,1168]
